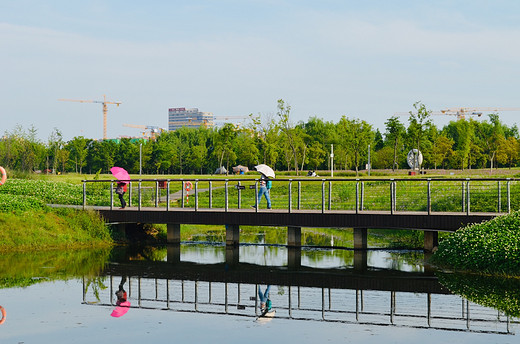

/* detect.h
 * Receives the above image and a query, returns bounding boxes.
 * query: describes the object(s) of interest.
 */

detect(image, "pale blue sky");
[2,0,520,140]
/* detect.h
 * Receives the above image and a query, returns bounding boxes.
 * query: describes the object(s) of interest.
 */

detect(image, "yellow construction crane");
[395,107,520,120]
[123,124,163,139]
[59,95,122,139]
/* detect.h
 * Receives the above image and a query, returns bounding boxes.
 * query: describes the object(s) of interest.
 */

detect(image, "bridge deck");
[93,206,499,231]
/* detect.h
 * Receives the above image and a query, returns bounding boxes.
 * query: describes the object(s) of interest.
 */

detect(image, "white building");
[168,107,214,131]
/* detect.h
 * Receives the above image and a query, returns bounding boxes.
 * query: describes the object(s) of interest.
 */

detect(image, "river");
[0,229,519,344]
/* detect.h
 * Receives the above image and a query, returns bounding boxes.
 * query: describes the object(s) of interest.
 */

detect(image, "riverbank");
[432,210,520,276]
[0,208,113,252]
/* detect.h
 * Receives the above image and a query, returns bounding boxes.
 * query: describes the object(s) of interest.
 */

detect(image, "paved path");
[167,186,224,200]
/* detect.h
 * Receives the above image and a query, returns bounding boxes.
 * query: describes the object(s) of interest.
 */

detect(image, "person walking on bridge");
[116,181,127,209]
[252,173,272,209]
[252,164,275,210]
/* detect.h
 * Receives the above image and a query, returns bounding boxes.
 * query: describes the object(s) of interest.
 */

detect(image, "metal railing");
[83,275,517,335]
[82,177,519,215]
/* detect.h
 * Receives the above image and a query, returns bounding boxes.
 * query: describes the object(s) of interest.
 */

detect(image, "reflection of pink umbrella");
[110,167,130,184]
[111,301,131,317]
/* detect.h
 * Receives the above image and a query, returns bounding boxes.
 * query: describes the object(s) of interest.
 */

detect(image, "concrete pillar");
[167,223,181,244]
[287,226,302,247]
[423,252,435,275]
[354,251,368,271]
[167,244,181,263]
[226,224,240,247]
[354,228,367,250]
[354,228,368,271]
[288,247,302,269]
[115,223,127,239]
[424,231,439,253]
[225,246,239,266]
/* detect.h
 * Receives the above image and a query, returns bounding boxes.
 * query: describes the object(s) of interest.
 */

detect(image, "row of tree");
[1,101,519,175]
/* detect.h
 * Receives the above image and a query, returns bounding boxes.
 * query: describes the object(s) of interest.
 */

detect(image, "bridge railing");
[83,275,515,334]
[81,177,519,214]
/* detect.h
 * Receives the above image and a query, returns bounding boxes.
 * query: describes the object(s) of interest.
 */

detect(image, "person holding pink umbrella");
[115,181,127,209]
[110,167,130,209]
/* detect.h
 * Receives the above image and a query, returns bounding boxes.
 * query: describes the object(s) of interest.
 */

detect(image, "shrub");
[432,211,520,275]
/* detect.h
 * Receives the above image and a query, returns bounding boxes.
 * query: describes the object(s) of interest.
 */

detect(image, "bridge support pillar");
[354,228,367,249]
[226,246,239,266]
[114,223,127,239]
[354,228,368,271]
[287,226,302,247]
[167,223,181,244]
[288,247,302,269]
[226,224,240,246]
[424,231,438,253]
[167,244,181,263]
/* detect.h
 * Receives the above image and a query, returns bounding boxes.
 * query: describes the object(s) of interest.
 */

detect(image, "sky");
[1,0,520,141]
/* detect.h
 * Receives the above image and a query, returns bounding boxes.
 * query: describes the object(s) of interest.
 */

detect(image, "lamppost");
[368,144,371,176]
[330,144,334,177]
[139,143,142,177]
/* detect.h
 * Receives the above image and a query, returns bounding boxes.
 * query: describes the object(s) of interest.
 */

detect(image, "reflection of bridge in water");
[83,258,517,335]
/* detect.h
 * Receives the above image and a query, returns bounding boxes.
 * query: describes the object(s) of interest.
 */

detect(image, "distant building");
[168,107,214,131]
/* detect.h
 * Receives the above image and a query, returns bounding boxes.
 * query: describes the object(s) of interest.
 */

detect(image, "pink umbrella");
[110,300,131,318]
[110,167,130,184]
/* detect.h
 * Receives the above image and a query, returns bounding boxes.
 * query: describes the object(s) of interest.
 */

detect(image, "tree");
[306,142,327,170]
[213,124,237,173]
[48,128,64,174]
[277,99,304,174]
[407,102,432,170]
[150,137,174,173]
[476,114,506,172]
[497,136,519,168]
[384,116,405,171]
[337,116,374,175]
[432,135,454,169]
[372,146,394,169]
[67,136,89,173]
[235,131,259,168]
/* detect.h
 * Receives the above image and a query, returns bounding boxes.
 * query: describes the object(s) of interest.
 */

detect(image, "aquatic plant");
[437,272,520,317]
[432,210,520,275]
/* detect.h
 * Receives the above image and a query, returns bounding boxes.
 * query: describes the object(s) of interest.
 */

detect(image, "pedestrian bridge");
[82,176,517,252]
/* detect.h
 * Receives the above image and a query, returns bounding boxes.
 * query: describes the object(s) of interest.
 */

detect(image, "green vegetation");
[2,101,520,177]
[0,247,111,292]
[437,272,520,317]
[432,210,520,275]
[0,208,112,252]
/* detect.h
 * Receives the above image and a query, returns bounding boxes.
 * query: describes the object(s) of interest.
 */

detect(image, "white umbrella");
[255,164,275,178]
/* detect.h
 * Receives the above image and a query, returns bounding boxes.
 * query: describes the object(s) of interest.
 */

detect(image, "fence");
[83,275,516,334]
[82,177,519,215]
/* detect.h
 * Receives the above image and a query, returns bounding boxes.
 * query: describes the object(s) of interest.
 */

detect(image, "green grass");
[8,172,519,213]
[0,208,113,252]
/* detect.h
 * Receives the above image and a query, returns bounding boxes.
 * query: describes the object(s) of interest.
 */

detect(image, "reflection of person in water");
[111,276,131,318]
[258,285,272,316]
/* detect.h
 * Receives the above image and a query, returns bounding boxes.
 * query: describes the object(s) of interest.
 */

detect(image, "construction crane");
[395,107,520,120]
[213,115,248,128]
[59,95,122,139]
[438,107,520,120]
[214,115,248,121]
[123,124,163,139]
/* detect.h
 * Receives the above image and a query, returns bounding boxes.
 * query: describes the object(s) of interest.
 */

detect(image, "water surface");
[0,242,519,344]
